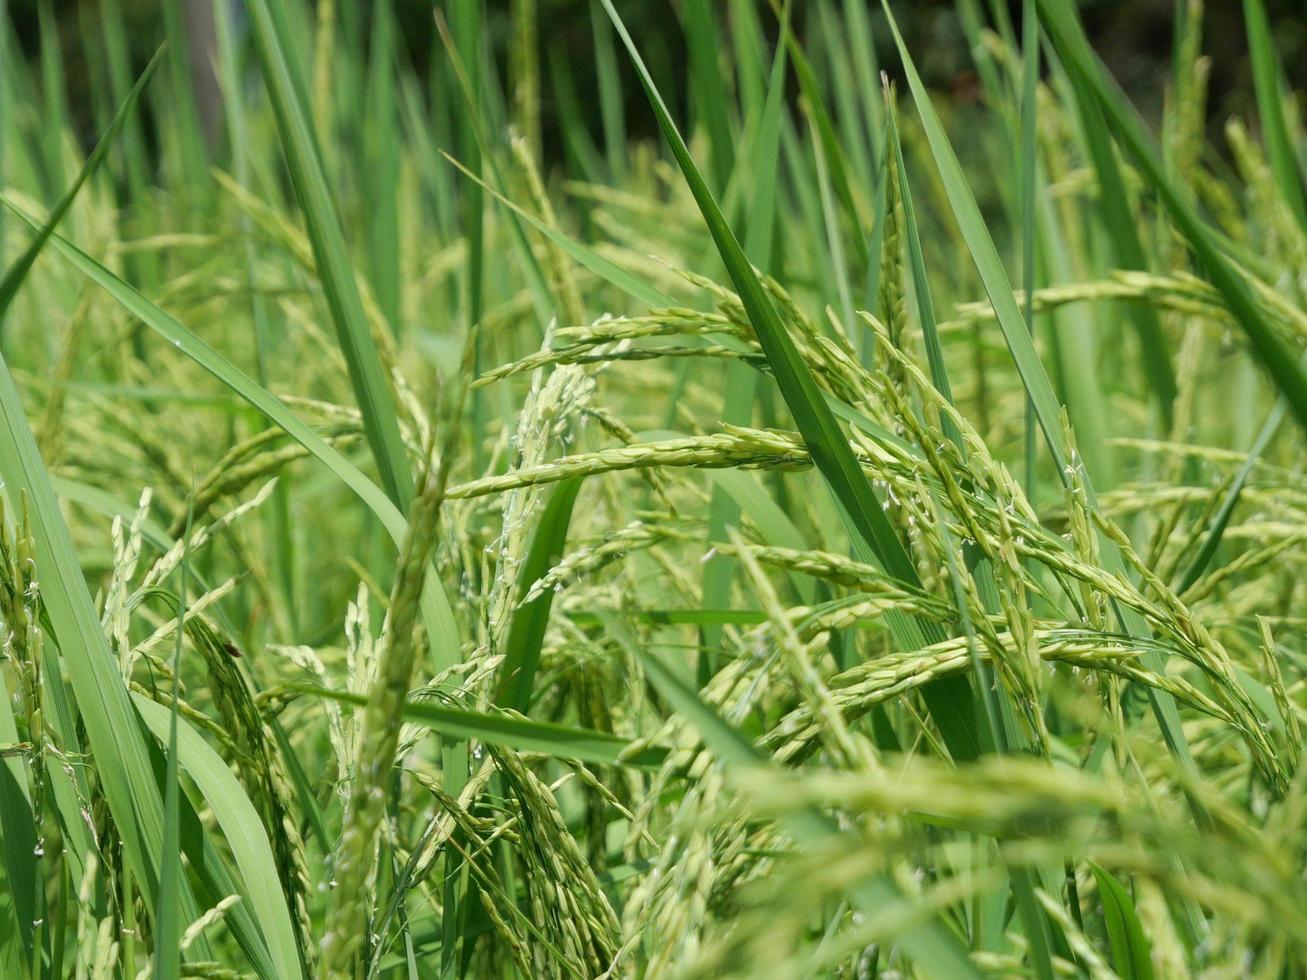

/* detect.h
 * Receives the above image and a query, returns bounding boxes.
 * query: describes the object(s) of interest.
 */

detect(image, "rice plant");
[0,0,1305,976]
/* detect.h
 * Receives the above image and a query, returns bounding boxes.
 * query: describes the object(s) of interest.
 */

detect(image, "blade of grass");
[0,674,37,968]
[843,0,884,169]
[775,10,870,273]
[1019,0,1039,505]
[98,0,152,212]
[35,0,69,199]
[134,697,303,979]
[450,0,487,475]
[703,7,789,679]
[497,477,582,713]
[682,0,734,193]
[812,110,855,329]
[547,45,604,182]
[245,0,414,509]
[154,490,194,980]
[888,99,957,447]
[435,13,557,328]
[215,0,299,635]
[818,2,874,197]
[1177,394,1288,594]
[1243,0,1307,235]
[1090,863,1155,980]
[303,686,667,770]
[0,47,163,333]
[1034,178,1116,486]
[364,0,402,333]
[159,0,208,205]
[590,0,627,178]
[1047,46,1177,432]
[728,0,766,120]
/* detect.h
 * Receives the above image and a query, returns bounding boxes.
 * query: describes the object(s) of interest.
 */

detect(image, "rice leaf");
[303,685,666,770]
[498,477,583,713]
[0,682,36,967]
[246,0,414,508]
[1090,863,1155,980]
[1243,0,1307,234]
[0,46,162,325]
[134,697,303,979]
[153,491,193,980]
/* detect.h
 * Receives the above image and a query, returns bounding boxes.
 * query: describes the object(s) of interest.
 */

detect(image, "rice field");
[1,0,1306,976]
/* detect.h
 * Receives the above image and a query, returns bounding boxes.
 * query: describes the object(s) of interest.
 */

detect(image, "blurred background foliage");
[6,0,1306,171]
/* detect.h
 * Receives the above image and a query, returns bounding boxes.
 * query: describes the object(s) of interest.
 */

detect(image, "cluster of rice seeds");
[491,264,1302,950]
[321,433,464,974]
[484,745,620,977]
[99,483,320,964]
[609,623,817,972]
[472,358,595,679]
[619,754,733,975]
[186,614,316,969]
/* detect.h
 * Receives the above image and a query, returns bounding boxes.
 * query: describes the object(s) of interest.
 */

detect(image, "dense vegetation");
[1,0,1306,976]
